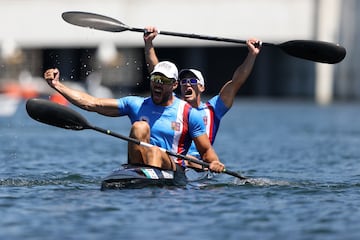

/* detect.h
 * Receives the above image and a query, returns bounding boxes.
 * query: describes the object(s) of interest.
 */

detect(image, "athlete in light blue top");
[144,26,261,160]
[117,95,205,164]
[43,61,226,173]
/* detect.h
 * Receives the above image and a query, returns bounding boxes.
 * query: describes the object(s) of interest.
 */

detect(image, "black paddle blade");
[26,98,90,130]
[62,11,128,32]
[278,40,346,64]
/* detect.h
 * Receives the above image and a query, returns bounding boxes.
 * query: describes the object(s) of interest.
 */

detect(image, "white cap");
[179,69,205,86]
[151,61,178,80]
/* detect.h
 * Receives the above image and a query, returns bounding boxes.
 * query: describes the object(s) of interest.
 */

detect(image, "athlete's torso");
[117,95,206,157]
[187,95,229,158]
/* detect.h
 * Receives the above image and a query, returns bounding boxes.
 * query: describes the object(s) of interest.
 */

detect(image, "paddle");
[61,11,346,64]
[26,98,247,180]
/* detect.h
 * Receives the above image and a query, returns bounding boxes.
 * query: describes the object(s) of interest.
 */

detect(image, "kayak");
[100,164,212,190]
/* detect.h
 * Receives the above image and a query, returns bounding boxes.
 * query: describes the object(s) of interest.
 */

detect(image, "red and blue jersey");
[187,95,229,158]
[117,95,206,164]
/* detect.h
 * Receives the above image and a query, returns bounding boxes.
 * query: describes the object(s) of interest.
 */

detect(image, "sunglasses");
[180,78,199,85]
[150,75,175,85]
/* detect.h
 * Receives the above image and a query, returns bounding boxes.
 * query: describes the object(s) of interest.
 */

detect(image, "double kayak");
[101,164,212,190]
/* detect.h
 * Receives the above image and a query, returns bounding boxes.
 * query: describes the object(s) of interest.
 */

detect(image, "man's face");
[180,73,204,106]
[150,74,177,105]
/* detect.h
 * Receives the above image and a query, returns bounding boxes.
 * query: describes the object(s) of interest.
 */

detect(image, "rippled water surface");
[1,99,360,240]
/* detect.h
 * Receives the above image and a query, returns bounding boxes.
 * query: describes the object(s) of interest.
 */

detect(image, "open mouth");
[152,86,163,100]
[184,88,193,97]
[154,87,162,94]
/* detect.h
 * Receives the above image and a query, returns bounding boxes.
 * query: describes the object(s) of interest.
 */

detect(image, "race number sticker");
[161,171,174,179]
[141,168,159,179]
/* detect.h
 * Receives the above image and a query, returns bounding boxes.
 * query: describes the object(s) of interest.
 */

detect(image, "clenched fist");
[44,68,60,88]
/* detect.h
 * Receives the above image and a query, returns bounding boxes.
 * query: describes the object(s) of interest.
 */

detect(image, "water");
[1,99,360,240]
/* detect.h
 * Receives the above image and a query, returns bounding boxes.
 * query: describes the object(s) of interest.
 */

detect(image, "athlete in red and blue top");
[144,27,261,161]
[177,65,259,159]
[185,95,229,158]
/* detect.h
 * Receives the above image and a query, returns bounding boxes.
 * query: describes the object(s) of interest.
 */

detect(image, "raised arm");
[44,68,120,117]
[144,26,160,73]
[219,38,261,108]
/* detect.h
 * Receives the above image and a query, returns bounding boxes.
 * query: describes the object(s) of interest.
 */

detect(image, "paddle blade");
[62,11,129,32]
[26,98,90,130]
[278,40,346,64]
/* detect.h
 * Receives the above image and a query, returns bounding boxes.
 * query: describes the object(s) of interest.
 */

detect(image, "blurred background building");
[0,0,358,114]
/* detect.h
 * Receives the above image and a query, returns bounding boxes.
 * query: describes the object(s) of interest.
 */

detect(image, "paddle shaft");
[133,27,273,46]
[120,25,346,63]
[128,27,346,63]
[91,125,247,180]
[131,27,346,64]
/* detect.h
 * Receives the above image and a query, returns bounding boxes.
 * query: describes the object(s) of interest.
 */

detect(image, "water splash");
[234,177,291,186]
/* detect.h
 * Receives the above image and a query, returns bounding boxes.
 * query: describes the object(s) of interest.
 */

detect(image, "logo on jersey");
[203,116,208,125]
[171,121,180,131]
